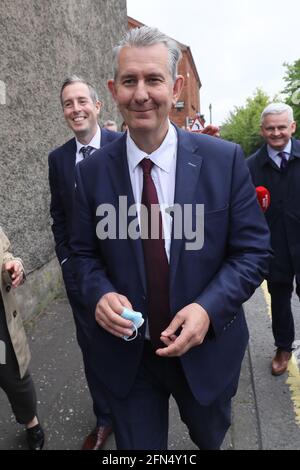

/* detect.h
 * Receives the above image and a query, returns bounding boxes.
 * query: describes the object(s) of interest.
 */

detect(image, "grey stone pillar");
[0,0,127,320]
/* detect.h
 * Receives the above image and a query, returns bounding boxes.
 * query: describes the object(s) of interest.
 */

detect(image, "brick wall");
[170,49,201,128]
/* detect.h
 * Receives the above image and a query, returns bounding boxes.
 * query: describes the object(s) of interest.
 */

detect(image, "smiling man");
[71,27,271,450]
[108,41,184,153]
[48,76,121,450]
[61,79,102,143]
[247,102,300,377]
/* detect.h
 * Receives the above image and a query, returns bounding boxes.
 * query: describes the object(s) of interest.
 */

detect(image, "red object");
[256,186,271,212]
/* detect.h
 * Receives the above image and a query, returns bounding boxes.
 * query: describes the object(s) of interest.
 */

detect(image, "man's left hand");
[156,303,210,357]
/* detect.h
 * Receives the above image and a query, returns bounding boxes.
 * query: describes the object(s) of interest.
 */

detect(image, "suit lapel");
[170,129,204,288]
[107,136,147,293]
[258,145,281,173]
[65,139,77,196]
[101,127,110,147]
[101,127,121,146]
[291,138,300,159]
[105,129,206,293]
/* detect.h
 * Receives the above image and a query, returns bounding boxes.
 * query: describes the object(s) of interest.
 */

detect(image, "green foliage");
[220,89,270,156]
[282,59,300,139]
[219,61,300,155]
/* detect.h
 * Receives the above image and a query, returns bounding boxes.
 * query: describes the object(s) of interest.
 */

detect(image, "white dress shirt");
[75,125,101,164]
[268,140,292,167]
[126,122,178,262]
[61,126,101,267]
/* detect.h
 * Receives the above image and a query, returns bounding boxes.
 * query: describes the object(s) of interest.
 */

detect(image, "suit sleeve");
[246,154,258,186]
[70,163,116,314]
[48,153,71,264]
[196,145,272,336]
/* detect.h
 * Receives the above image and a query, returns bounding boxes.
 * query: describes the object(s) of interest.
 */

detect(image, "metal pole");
[209,103,212,125]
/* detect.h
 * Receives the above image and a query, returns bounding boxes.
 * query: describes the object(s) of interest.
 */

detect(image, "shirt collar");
[76,125,101,154]
[126,121,177,174]
[267,139,292,160]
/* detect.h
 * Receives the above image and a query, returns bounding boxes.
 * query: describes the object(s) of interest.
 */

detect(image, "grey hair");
[60,75,99,106]
[112,26,182,82]
[261,102,294,125]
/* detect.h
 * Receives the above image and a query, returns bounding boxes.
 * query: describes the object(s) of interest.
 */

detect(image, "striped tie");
[80,146,94,159]
[278,152,288,170]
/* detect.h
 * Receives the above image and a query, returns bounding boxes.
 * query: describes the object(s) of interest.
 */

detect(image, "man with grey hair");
[71,26,271,450]
[247,102,300,376]
[48,76,121,449]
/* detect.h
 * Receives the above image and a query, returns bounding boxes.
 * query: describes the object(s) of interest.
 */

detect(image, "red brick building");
[128,17,202,129]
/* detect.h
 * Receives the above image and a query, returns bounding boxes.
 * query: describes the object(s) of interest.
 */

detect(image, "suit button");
[6,285,11,292]
[13,311,17,318]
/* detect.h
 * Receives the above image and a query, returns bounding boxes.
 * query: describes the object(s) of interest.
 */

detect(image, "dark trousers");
[62,261,111,427]
[267,279,300,351]
[103,341,237,450]
[0,300,37,424]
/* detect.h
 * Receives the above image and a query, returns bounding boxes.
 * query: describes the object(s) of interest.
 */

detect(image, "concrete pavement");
[1,285,300,450]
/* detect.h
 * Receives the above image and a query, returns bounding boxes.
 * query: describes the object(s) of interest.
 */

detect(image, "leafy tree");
[282,59,300,139]
[220,88,270,156]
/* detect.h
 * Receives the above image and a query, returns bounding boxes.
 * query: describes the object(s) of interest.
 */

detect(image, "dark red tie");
[140,158,170,348]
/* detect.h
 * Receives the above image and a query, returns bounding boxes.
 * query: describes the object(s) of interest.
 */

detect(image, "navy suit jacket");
[247,138,300,282]
[71,127,271,405]
[48,128,122,264]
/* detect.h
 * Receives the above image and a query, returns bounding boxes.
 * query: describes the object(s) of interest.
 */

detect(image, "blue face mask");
[121,308,144,341]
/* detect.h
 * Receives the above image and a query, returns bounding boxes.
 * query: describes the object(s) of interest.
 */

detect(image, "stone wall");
[0,0,127,319]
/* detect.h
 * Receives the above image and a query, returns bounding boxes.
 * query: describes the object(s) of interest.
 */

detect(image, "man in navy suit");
[48,76,121,449]
[247,103,300,376]
[71,28,271,450]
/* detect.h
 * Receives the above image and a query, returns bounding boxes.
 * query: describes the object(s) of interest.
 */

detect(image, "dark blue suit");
[71,127,271,448]
[247,138,300,351]
[48,127,121,426]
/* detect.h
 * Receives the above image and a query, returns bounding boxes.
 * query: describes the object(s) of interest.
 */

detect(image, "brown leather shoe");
[271,349,292,376]
[81,425,113,450]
